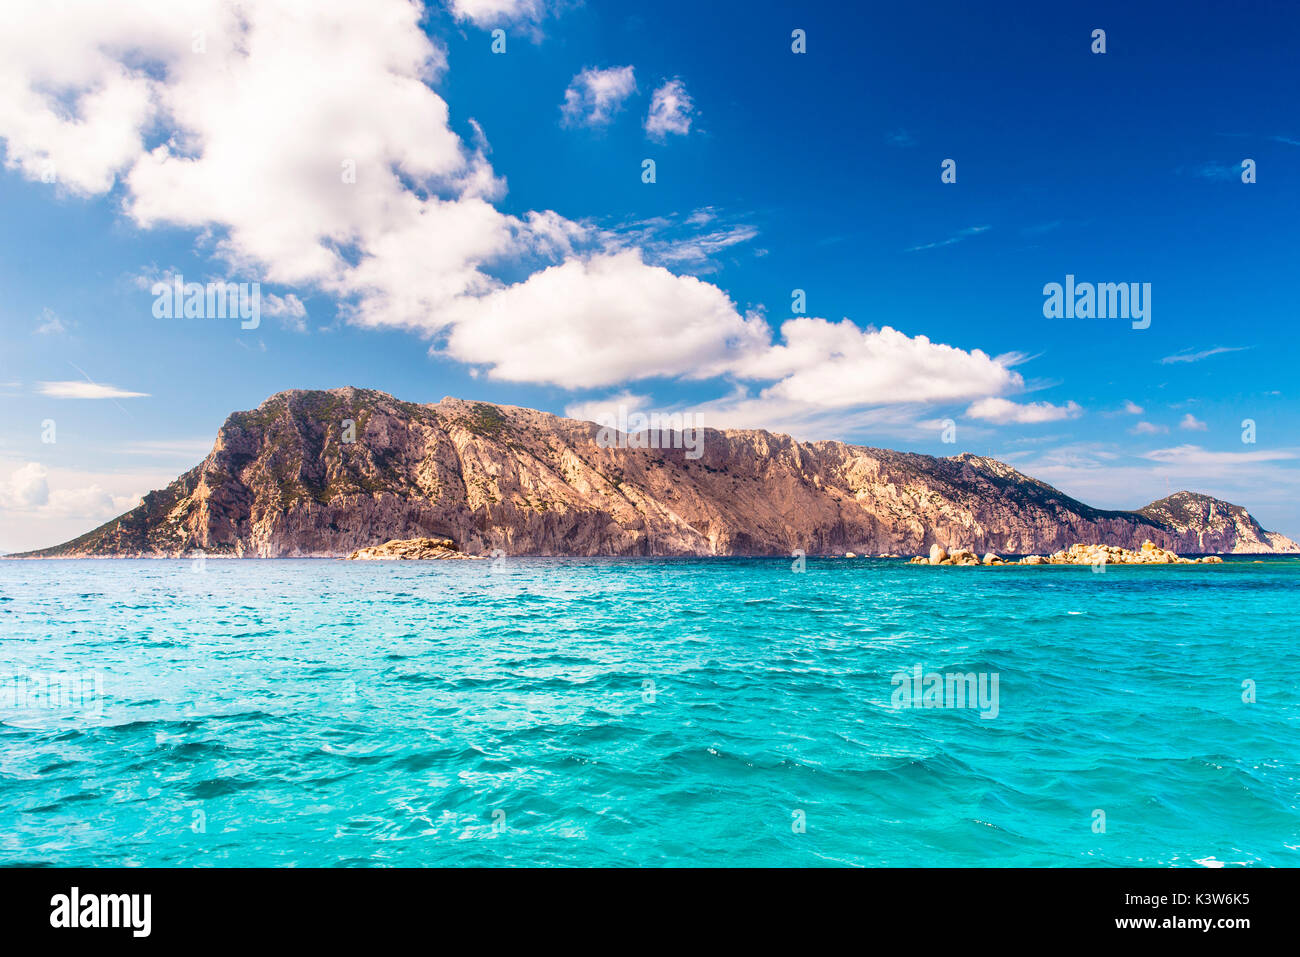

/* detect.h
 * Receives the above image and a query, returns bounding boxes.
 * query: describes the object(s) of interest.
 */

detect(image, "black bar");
[0,867,1277,943]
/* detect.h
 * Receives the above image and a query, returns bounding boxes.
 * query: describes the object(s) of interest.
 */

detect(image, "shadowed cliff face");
[17,387,1299,558]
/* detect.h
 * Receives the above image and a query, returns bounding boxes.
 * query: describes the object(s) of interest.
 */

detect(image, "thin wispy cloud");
[1021,220,1062,237]
[115,439,214,458]
[1144,445,1296,467]
[37,381,149,400]
[907,225,989,253]
[34,308,70,336]
[1189,162,1242,181]
[598,208,758,273]
[1159,346,1250,365]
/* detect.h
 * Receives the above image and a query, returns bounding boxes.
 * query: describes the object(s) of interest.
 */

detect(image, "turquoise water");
[1,557,1297,867]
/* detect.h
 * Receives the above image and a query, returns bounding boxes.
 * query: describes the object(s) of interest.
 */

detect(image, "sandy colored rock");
[346,537,482,560]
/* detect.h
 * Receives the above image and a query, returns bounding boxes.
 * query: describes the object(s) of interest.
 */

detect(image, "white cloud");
[1000,441,1300,535]
[564,391,654,423]
[645,79,694,139]
[0,461,133,521]
[737,320,1021,408]
[447,0,548,27]
[4,464,49,508]
[442,249,769,388]
[0,0,1033,435]
[965,397,1082,425]
[34,308,68,335]
[0,459,154,551]
[1179,413,1208,431]
[263,293,308,333]
[1143,444,1294,467]
[561,66,637,128]
[1122,400,1143,415]
[1130,421,1168,435]
[0,0,520,334]
[37,381,149,400]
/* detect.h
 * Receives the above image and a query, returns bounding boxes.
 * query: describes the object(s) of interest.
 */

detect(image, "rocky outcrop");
[346,537,481,560]
[910,540,1226,565]
[12,387,1299,558]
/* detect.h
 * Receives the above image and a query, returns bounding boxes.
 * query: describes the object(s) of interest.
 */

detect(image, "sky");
[1,0,1297,551]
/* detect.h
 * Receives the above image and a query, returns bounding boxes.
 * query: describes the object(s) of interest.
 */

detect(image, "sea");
[1,556,1296,867]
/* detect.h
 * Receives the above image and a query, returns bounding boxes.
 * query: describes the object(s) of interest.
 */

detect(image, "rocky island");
[10,387,1297,559]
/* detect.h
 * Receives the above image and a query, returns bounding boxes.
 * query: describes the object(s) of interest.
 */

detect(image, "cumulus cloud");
[564,391,654,424]
[1179,413,1208,431]
[0,0,1034,436]
[447,0,548,27]
[964,397,1082,425]
[0,462,143,551]
[645,79,694,139]
[263,293,309,333]
[0,0,521,333]
[561,66,637,128]
[4,464,49,508]
[736,321,1021,409]
[442,250,770,388]
[1122,400,1143,415]
[37,381,149,399]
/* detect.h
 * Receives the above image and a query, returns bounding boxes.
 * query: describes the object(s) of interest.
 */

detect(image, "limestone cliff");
[15,387,1298,558]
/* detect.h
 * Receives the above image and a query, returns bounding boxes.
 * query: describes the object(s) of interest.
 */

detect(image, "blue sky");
[1,0,1297,551]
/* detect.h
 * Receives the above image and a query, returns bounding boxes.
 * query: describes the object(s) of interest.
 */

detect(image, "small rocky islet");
[345,537,484,560]
[908,541,1225,566]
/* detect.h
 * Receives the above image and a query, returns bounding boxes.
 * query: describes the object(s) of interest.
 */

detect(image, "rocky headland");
[11,387,1297,559]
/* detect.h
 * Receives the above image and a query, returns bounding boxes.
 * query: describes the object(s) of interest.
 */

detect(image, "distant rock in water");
[909,540,1227,565]
[11,387,1299,558]
[346,537,481,561]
